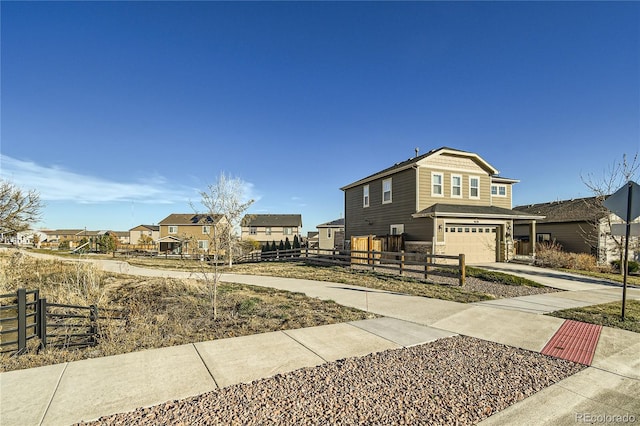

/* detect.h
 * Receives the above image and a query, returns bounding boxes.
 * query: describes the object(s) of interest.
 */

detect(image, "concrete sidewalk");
[2,255,639,425]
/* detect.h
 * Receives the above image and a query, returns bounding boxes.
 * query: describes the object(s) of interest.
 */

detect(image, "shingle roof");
[241,214,302,227]
[340,147,503,190]
[158,214,224,225]
[317,218,345,228]
[413,203,544,220]
[513,197,607,223]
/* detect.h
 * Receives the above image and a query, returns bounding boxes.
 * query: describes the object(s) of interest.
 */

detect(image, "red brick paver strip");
[541,320,603,365]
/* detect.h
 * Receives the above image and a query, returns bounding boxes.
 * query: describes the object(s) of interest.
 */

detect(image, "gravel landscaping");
[79,335,585,425]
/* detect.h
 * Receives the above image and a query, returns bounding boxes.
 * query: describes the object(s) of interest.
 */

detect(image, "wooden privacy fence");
[237,247,466,286]
[0,289,124,356]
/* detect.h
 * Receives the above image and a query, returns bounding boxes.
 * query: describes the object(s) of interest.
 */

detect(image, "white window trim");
[469,176,480,199]
[382,178,392,204]
[327,228,332,238]
[491,184,507,197]
[363,184,370,208]
[432,172,444,197]
[202,225,211,235]
[197,240,209,250]
[451,174,462,198]
[249,226,257,235]
[168,226,178,234]
[265,227,271,235]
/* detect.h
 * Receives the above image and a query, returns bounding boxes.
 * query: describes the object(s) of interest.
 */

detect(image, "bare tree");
[198,172,254,267]
[191,172,254,319]
[581,153,640,265]
[0,179,44,237]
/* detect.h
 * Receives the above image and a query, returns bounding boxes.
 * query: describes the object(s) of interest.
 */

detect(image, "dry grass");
[0,252,373,372]
[548,300,640,333]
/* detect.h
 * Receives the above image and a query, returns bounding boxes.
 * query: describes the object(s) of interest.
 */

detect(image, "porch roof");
[157,235,184,243]
[412,203,545,220]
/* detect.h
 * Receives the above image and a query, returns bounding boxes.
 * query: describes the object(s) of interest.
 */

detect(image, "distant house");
[157,214,226,255]
[240,214,302,245]
[306,231,319,249]
[340,147,543,263]
[513,197,637,264]
[129,224,160,245]
[316,218,345,250]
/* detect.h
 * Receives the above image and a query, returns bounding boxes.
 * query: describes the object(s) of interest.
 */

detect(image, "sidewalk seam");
[38,362,68,426]
[281,330,329,363]
[191,343,220,390]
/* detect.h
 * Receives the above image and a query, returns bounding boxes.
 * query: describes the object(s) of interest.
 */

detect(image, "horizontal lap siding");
[345,168,426,240]
[418,167,491,210]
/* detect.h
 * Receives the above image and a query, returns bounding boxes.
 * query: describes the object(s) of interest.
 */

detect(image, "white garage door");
[444,225,498,264]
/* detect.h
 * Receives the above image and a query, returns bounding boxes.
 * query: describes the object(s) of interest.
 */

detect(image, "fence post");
[459,254,466,286]
[89,305,98,345]
[17,288,27,354]
[38,297,47,348]
[400,250,405,276]
[424,254,430,280]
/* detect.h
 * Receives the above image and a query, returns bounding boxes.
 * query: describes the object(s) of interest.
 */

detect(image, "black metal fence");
[0,289,124,356]
[237,247,466,285]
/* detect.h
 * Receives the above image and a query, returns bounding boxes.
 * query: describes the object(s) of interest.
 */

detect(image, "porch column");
[530,221,537,257]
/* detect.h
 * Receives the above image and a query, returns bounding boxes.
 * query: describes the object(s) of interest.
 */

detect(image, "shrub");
[535,241,598,271]
[611,259,640,273]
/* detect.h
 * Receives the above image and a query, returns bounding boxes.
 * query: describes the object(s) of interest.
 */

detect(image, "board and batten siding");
[344,168,429,240]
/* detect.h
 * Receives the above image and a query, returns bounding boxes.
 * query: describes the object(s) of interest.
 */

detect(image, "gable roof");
[130,224,160,232]
[413,203,544,220]
[340,147,505,190]
[317,218,345,228]
[513,197,607,223]
[241,214,302,227]
[158,214,224,225]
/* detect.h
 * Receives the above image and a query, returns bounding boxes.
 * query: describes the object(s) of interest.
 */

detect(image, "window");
[327,228,332,238]
[197,240,209,250]
[451,175,462,197]
[265,227,271,235]
[390,224,404,235]
[283,227,292,235]
[469,177,480,198]
[249,226,257,235]
[202,225,211,235]
[382,178,392,204]
[168,226,177,234]
[363,185,370,208]
[432,173,443,196]
[491,184,507,197]
[537,233,551,243]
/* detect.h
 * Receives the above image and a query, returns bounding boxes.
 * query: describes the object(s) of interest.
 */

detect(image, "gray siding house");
[340,147,542,263]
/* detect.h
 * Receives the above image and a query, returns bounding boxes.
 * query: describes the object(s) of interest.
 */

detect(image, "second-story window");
[202,225,211,235]
[470,177,480,198]
[491,184,507,197]
[265,227,271,235]
[283,227,292,235]
[432,173,443,197]
[363,185,370,207]
[168,226,178,234]
[451,175,462,197]
[328,228,332,238]
[382,178,392,204]
[250,226,257,235]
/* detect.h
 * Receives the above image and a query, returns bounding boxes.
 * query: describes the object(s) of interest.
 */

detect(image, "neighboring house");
[157,214,226,255]
[513,197,637,264]
[340,147,543,263]
[306,231,319,249]
[129,224,160,245]
[240,214,302,245]
[316,218,345,250]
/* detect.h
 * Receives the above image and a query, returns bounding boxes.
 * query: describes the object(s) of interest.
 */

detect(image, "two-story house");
[157,213,226,255]
[340,147,543,263]
[129,224,160,246]
[316,218,345,251]
[240,214,302,245]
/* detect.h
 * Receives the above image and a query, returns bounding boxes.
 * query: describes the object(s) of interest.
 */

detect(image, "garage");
[444,225,498,263]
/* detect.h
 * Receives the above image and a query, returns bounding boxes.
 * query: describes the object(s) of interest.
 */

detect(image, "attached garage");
[444,225,498,263]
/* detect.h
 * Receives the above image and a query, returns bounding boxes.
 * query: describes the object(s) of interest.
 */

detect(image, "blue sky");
[2,1,639,234]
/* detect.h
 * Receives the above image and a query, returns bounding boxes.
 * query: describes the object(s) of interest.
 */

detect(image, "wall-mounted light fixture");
[438,224,443,232]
